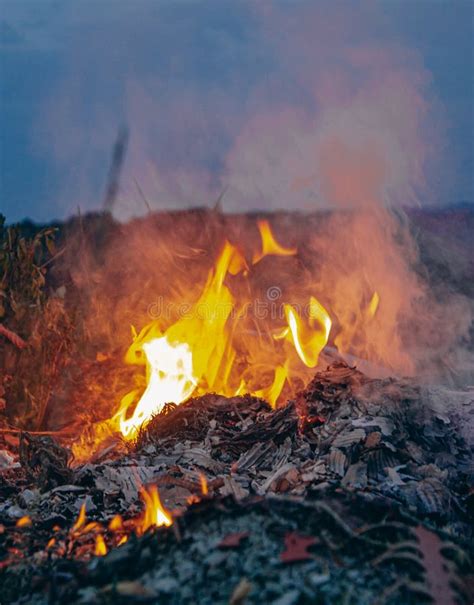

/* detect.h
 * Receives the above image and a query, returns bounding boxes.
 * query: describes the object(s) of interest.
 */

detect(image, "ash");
[1,362,472,604]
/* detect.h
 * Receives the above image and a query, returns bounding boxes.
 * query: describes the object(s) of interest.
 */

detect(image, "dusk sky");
[1,0,473,223]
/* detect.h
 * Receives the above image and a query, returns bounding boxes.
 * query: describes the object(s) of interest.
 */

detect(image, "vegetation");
[0,214,75,429]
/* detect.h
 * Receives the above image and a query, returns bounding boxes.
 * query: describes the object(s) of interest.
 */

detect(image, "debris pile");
[0,361,472,604]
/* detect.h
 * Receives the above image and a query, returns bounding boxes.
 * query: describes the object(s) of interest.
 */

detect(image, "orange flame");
[368,291,380,318]
[108,515,123,531]
[281,296,332,368]
[255,363,288,409]
[106,221,333,442]
[94,534,107,556]
[64,218,349,461]
[71,503,87,533]
[137,485,173,535]
[15,516,32,528]
[199,473,209,495]
[253,219,297,264]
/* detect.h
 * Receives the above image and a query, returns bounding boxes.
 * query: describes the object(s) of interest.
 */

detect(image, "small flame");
[199,473,209,495]
[253,219,297,264]
[138,485,173,535]
[94,534,107,556]
[72,503,87,533]
[282,296,332,368]
[16,516,32,528]
[368,291,380,317]
[108,515,123,531]
[255,364,288,409]
[46,538,55,549]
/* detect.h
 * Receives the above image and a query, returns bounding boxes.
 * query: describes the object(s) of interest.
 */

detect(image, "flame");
[69,221,387,461]
[72,503,86,533]
[94,534,107,556]
[368,291,380,317]
[108,515,123,531]
[253,219,297,264]
[199,473,209,495]
[137,485,173,534]
[108,221,332,442]
[281,297,332,368]
[15,516,32,528]
[255,364,288,409]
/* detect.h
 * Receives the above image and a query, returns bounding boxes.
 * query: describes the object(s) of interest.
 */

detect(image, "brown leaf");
[364,431,381,449]
[280,532,319,563]
[218,531,249,549]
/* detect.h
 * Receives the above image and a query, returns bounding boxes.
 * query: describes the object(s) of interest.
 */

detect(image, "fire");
[368,291,380,317]
[94,534,107,556]
[199,473,209,496]
[71,503,86,533]
[253,219,297,264]
[280,297,332,368]
[137,485,173,534]
[108,515,123,531]
[108,220,332,441]
[8,484,172,567]
[15,516,32,528]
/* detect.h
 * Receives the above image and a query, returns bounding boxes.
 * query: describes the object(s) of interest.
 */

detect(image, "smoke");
[42,1,472,385]
[32,0,449,218]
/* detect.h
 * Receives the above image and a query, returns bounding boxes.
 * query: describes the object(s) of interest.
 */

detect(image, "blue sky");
[0,0,472,222]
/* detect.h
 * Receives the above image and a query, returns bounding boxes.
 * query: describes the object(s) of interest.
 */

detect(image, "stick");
[0,324,27,349]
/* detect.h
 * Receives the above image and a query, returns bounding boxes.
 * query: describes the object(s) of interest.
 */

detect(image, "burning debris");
[0,209,473,604]
[80,219,333,455]
[1,361,473,604]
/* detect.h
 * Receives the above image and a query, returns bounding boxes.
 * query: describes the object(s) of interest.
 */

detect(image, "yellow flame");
[255,364,288,409]
[115,241,241,440]
[94,534,107,556]
[199,473,209,495]
[253,219,297,264]
[108,515,123,531]
[283,297,332,368]
[72,503,87,533]
[368,291,380,317]
[99,222,332,444]
[138,485,173,535]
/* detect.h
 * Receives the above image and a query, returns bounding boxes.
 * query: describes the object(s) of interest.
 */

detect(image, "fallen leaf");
[218,531,250,548]
[364,431,381,449]
[280,532,319,563]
